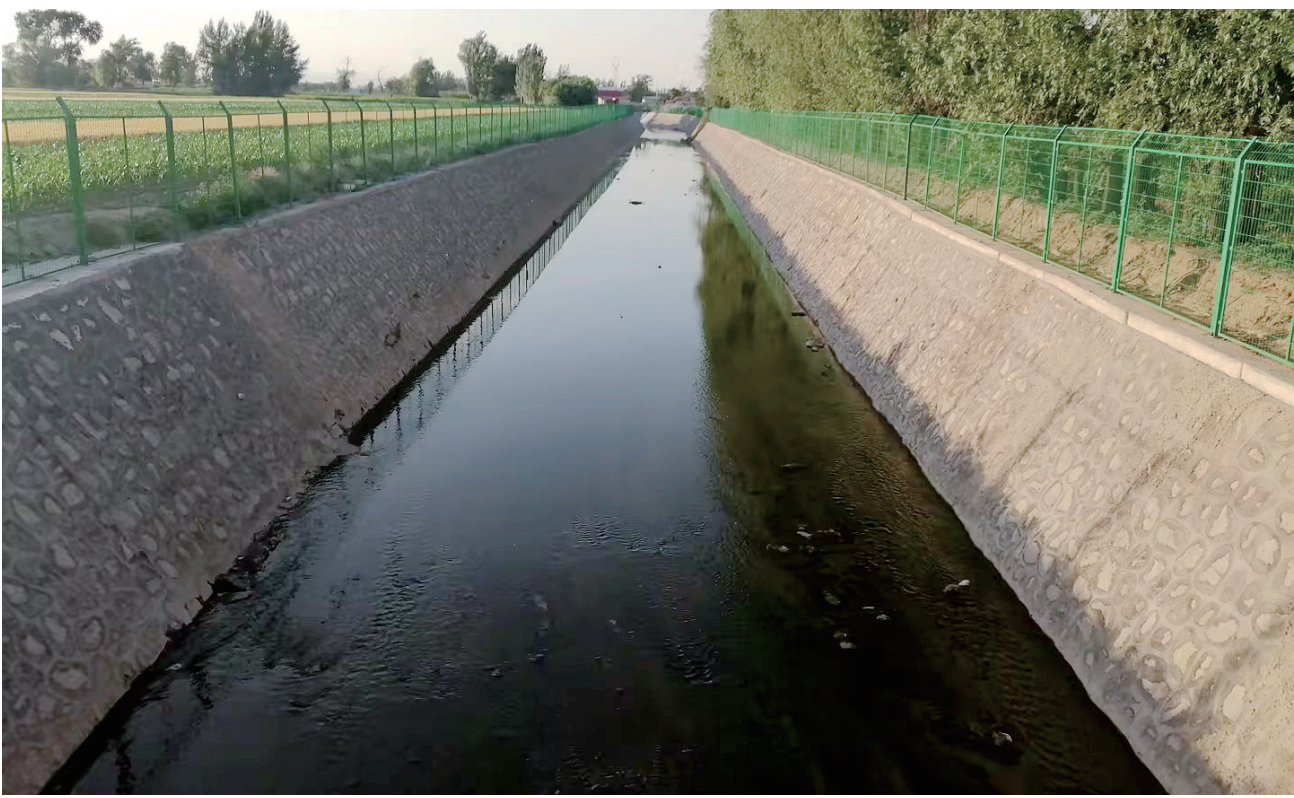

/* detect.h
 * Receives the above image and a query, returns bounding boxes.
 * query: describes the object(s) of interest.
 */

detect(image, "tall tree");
[95,35,147,88]
[458,31,498,100]
[158,42,197,86]
[515,44,546,104]
[336,55,355,92]
[490,54,516,99]
[409,57,437,97]
[197,11,306,95]
[3,9,101,86]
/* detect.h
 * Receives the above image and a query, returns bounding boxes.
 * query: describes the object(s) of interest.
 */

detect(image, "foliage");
[490,55,516,100]
[95,36,153,88]
[383,76,407,95]
[158,43,198,87]
[702,9,1294,139]
[628,74,652,102]
[2,9,101,87]
[438,69,464,93]
[197,11,306,96]
[457,31,498,100]
[409,58,438,97]
[545,75,596,106]
[515,44,546,104]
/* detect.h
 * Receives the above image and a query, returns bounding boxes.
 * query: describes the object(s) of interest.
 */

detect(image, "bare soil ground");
[832,153,1293,357]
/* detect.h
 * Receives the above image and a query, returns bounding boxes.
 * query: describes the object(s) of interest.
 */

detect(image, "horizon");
[1,8,712,91]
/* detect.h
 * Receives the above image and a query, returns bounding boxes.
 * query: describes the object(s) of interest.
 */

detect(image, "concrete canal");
[50,132,1161,793]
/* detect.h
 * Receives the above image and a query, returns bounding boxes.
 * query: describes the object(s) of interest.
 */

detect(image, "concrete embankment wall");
[694,124,1294,794]
[1,114,644,793]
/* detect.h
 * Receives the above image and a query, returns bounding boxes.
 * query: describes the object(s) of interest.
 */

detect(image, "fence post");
[275,100,292,202]
[1042,125,1070,262]
[381,100,395,175]
[952,133,967,225]
[409,102,419,164]
[1210,137,1260,336]
[991,123,1015,240]
[903,115,917,199]
[54,97,89,264]
[157,101,183,240]
[352,98,367,183]
[321,99,335,192]
[218,101,241,220]
[923,119,937,207]
[882,113,898,193]
[1111,129,1148,292]
[4,120,26,279]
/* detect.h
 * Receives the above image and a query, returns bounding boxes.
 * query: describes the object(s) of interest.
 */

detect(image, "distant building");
[640,95,661,107]
[596,87,624,105]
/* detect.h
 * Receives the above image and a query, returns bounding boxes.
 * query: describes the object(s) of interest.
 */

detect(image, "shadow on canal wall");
[694,123,1294,794]
[0,115,644,794]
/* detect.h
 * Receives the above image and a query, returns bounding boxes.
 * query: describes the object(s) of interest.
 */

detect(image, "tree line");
[2,9,305,94]
[2,9,654,107]
[703,10,1294,139]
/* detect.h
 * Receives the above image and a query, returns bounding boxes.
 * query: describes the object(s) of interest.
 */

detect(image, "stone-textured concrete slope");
[694,123,1294,794]
[0,115,644,794]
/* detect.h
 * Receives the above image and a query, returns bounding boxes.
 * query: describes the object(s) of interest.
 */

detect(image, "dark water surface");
[54,136,1161,794]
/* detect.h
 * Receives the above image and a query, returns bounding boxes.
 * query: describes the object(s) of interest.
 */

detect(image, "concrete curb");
[715,129,1294,410]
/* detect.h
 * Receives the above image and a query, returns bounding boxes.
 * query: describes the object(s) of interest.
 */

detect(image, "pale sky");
[1,8,712,90]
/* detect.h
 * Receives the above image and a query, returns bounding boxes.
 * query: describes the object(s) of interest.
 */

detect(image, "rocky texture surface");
[695,123,1294,794]
[1,114,644,794]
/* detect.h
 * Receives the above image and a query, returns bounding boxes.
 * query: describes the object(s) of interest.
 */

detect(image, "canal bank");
[693,120,1294,793]
[1,115,644,794]
[50,134,1159,793]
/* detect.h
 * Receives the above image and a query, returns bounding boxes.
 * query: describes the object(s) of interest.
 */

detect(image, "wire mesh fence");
[2,97,632,287]
[710,107,1294,366]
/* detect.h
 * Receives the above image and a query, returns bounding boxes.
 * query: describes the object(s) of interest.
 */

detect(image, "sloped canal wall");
[0,115,644,793]
[694,122,1294,794]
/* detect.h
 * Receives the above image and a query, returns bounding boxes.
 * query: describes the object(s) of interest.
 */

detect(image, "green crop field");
[2,102,628,279]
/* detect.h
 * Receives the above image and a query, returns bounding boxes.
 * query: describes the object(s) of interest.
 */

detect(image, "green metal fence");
[710,108,1294,366]
[1,97,633,286]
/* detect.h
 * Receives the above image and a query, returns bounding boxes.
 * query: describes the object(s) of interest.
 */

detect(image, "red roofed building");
[596,87,624,105]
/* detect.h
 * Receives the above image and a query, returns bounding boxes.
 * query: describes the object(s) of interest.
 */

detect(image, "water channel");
[52,133,1161,794]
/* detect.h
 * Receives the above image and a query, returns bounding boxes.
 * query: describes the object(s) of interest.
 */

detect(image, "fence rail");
[710,108,1294,366]
[2,97,633,286]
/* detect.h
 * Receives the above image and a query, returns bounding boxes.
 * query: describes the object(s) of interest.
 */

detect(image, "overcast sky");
[1,8,712,90]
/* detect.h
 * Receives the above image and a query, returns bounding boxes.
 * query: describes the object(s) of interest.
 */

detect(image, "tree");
[336,55,355,92]
[515,44,546,104]
[384,75,407,95]
[490,55,516,100]
[628,74,652,102]
[409,57,437,97]
[458,31,498,100]
[197,11,306,95]
[3,9,101,87]
[437,69,464,93]
[365,79,374,94]
[546,75,596,106]
[95,35,147,88]
[159,42,197,86]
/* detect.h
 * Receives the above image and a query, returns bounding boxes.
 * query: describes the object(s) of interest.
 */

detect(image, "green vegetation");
[515,45,546,105]
[545,76,596,107]
[2,101,631,279]
[1,9,102,88]
[704,10,1294,140]
[197,12,305,96]
[458,31,498,101]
